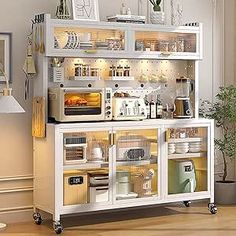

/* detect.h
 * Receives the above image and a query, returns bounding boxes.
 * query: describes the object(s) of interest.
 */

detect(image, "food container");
[116,65,124,77]
[116,171,131,195]
[169,40,177,52]
[63,171,88,205]
[177,38,185,52]
[135,40,144,51]
[90,68,99,77]
[159,41,169,52]
[116,135,151,161]
[74,63,83,77]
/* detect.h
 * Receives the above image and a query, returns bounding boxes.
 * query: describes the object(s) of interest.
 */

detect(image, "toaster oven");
[49,87,112,122]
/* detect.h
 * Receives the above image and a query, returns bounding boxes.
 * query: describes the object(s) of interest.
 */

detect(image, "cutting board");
[32,97,46,138]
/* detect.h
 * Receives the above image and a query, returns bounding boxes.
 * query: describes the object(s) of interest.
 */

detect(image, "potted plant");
[200,86,236,204]
[149,0,165,25]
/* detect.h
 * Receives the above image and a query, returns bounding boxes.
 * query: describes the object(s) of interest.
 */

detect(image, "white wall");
[0,0,219,223]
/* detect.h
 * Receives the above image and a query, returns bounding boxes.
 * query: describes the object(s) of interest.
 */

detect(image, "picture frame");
[71,0,100,21]
[0,33,12,83]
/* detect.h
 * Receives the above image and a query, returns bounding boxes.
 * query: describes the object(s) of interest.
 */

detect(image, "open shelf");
[63,162,109,171]
[69,76,101,81]
[168,152,206,160]
[168,138,203,143]
[116,158,157,167]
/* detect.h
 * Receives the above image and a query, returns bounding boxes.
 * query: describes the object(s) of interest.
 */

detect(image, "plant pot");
[150,11,165,25]
[215,181,236,204]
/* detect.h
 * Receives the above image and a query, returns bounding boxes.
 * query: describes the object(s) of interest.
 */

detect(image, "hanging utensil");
[23,36,37,100]
[39,24,45,54]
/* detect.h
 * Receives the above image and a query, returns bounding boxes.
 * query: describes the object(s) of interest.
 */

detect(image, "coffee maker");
[174,77,193,119]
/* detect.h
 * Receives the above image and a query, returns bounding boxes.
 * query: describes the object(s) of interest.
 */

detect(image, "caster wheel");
[54,223,63,234]
[183,201,191,207]
[33,213,42,225]
[208,203,217,214]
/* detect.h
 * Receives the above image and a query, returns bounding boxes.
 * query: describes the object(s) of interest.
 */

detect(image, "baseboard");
[0,209,34,224]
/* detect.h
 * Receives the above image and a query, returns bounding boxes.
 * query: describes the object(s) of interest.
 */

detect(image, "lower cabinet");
[33,119,215,231]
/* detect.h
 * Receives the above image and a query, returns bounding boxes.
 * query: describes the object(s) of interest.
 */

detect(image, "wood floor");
[1,203,236,236]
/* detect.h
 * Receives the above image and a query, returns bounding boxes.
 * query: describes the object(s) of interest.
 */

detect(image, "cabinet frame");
[33,119,214,222]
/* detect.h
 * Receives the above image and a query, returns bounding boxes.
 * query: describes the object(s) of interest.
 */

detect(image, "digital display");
[184,165,192,172]
[68,176,84,185]
[107,93,111,99]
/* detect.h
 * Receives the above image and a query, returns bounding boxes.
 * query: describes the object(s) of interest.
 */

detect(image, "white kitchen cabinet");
[43,14,202,60]
[33,119,216,233]
[32,14,215,234]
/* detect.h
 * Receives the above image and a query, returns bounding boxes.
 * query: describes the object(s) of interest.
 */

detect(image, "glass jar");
[82,64,90,76]
[150,41,156,51]
[177,38,185,52]
[75,63,83,76]
[135,40,144,51]
[109,65,116,77]
[91,68,99,77]
[169,40,177,52]
[116,65,124,77]
[124,65,130,77]
[159,41,169,52]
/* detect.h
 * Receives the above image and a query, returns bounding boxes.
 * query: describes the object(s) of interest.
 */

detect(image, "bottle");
[120,3,126,15]
[150,96,156,119]
[126,8,131,16]
[156,94,163,119]
[144,95,150,119]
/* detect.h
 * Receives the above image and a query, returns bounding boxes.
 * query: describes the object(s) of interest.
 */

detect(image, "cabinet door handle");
[109,133,113,146]
[160,52,172,56]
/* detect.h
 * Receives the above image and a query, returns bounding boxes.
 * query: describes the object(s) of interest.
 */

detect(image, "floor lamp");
[0,71,25,230]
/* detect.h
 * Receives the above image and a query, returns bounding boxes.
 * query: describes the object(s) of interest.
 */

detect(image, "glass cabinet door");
[53,26,126,52]
[114,128,159,201]
[63,130,111,206]
[166,127,208,195]
[135,31,197,54]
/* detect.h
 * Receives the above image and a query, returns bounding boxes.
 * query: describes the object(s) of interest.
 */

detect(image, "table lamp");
[0,70,25,230]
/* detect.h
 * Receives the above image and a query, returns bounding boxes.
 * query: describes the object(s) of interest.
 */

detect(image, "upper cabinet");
[44,14,202,60]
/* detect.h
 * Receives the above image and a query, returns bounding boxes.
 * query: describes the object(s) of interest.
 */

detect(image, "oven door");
[62,88,105,121]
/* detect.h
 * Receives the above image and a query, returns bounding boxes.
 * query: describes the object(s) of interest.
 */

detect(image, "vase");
[150,11,165,25]
[215,181,236,204]
[171,0,183,26]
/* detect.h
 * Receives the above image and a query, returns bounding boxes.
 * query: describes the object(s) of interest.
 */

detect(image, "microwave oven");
[49,87,112,122]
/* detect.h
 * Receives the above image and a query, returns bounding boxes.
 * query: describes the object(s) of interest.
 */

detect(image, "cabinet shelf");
[168,152,206,160]
[69,76,101,81]
[116,158,157,166]
[168,138,203,143]
[63,162,109,171]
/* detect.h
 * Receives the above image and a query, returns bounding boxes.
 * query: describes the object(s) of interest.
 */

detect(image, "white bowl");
[175,149,189,154]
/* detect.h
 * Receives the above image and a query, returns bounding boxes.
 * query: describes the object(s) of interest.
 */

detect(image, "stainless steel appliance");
[63,134,87,165]
[89,172,109,203]
[112,97,147,121]
[174,77,193,119]
[116,135,151,161]
[48,87,112,122]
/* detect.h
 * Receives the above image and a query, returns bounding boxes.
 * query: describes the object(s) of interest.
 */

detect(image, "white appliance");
[63,135,87,165]
[48,87,112,122]
[89,172,109,203]
[169,160,197,194]
[112,97,147,121]
[116,135,151,161]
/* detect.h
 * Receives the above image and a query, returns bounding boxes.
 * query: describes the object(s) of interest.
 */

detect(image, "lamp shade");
[0,95,25,113]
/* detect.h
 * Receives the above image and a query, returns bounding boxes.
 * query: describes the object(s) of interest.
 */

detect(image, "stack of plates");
[175,142,189,154]
[95,41,109,50]
[80,42,93,49]
[168,143,176,154]
[189,142,202,153]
